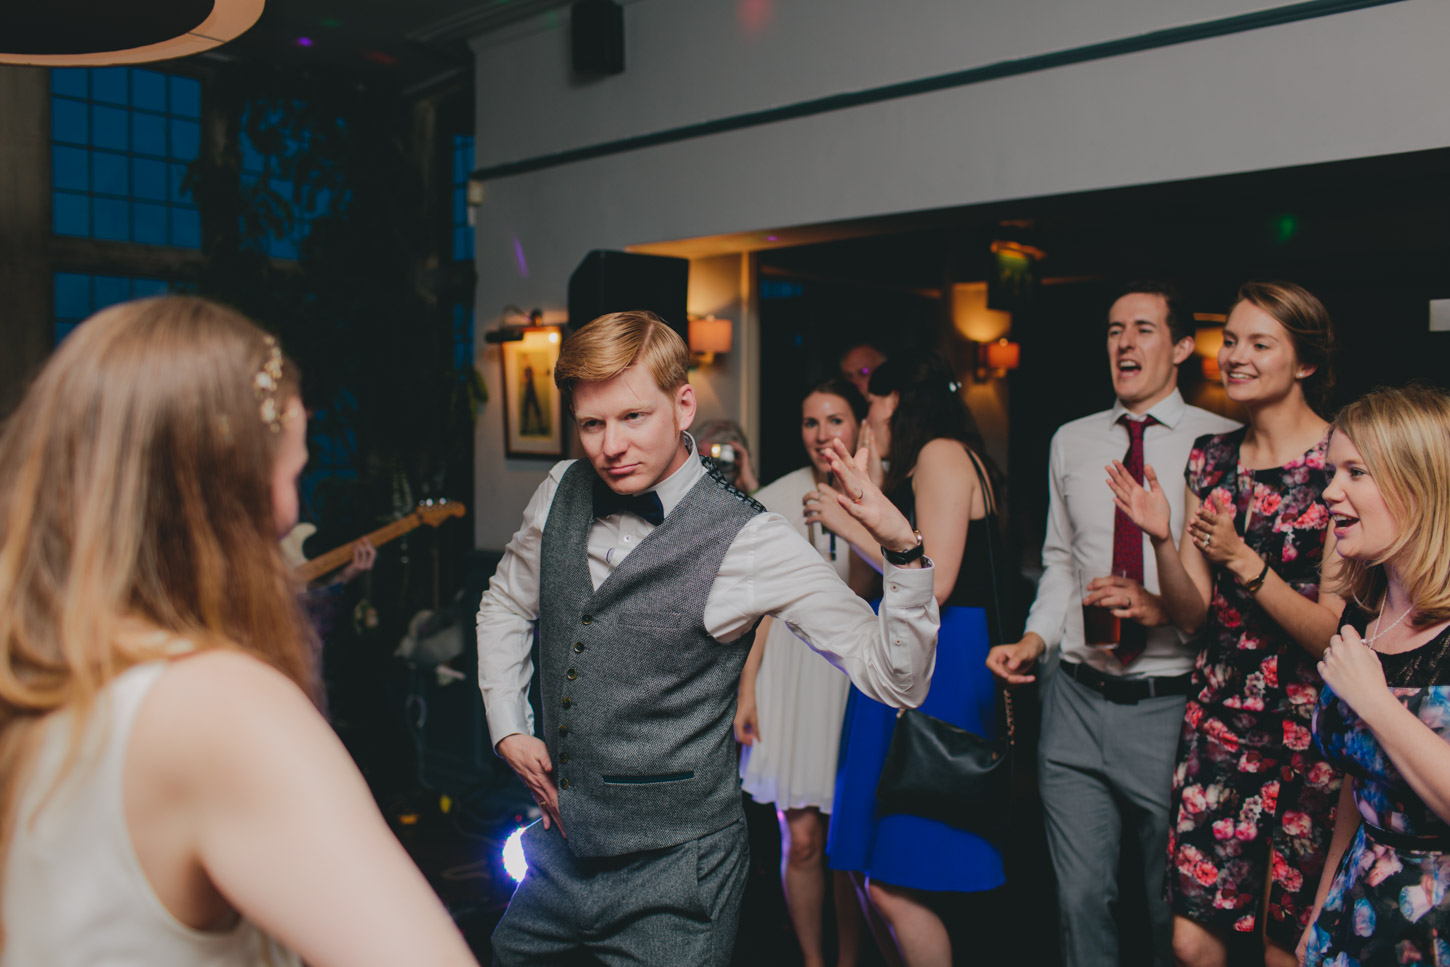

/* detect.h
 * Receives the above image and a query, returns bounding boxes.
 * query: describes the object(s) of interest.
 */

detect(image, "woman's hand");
[1296,921,1314,965]
[1318,624,1393,718]
[733,689,760,745]
[1106,460,1172,542]
[1187,493,1249,569]
[819,439,919,560]
[336,539,376,585]
[804,481,860,537]
[856,423,886,489]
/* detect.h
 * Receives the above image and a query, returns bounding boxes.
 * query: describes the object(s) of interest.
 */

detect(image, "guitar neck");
[297,514,422,583]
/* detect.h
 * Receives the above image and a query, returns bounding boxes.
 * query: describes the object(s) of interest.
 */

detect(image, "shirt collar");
[1109,388,1187,430]
[643,432,705,519]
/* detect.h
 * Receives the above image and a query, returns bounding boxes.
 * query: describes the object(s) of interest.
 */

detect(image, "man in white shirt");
[987,283,1239,967]
[477,311,938,965]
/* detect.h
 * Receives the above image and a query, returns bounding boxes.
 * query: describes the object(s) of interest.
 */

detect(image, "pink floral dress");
[1167,428,1343,948]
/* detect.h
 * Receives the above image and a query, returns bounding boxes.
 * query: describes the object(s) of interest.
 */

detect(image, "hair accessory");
[947,380,963,393]
[253,336,285,433]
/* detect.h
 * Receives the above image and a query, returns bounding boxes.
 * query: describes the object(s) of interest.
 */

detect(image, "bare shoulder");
[915,438,979,481]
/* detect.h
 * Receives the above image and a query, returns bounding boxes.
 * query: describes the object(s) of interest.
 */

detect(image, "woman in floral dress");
[1299,384,1450,966]
[1109,282,1343,967]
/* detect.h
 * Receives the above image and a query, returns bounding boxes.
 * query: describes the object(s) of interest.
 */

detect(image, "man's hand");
[733,690,761,745]
[986,633,1045,685]
[821,438,921,564]
[1084,575,1169,628]
[496,734,565,836]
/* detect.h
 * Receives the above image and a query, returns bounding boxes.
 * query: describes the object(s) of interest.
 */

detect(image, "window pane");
[133,278,169,298]
[270,235,298,260]
[132,70,166,111]
[93,198,130,240]
[91,68,129,105]
[50,68,88,98]
[92,105,128,150]
[169,75,201,118]
[51,98,88,145]
[93,275,132,309]
[131,112,166,157]
[52,146,89,191]
[53,272,91,319]
[134,203,167,245]
[52,191,90,236]
[169,118,200,160]
[169,162,192,204]
[92,151,127,195]
[170,208,201,249]
[132,158,166,200]
[54,322,81,345]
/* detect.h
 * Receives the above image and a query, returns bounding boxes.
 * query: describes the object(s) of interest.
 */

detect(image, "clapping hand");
[1106,460,1172,542]
[1186,493,1245,566]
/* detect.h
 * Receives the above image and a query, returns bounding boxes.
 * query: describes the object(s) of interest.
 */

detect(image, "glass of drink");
[1079,567,1122,648]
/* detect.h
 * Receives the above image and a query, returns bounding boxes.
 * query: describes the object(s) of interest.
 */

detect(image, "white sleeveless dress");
[2,661,299,967]
[739,467,854,812]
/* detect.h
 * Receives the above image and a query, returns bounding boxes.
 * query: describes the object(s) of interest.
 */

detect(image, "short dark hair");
[1116,281,1193,345]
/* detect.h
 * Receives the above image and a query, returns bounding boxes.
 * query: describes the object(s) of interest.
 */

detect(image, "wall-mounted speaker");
[567,250,689,342]
[571,0,624,76]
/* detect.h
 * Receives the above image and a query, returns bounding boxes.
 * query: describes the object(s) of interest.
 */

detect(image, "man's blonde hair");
[554,311,689,407]
[1328,383,1450,626]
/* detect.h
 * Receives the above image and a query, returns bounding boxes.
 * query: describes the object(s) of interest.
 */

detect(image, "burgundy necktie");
[1112,414,1157,666]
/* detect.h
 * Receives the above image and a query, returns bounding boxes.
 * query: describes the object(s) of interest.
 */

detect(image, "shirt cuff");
[484,706,532,755]
[881,558,936,605]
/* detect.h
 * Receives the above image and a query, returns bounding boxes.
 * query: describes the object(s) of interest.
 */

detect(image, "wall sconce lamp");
[974,338,1021,380]
[1193,313,1227,381]
[483,306,544,344]
[688,315,732,366]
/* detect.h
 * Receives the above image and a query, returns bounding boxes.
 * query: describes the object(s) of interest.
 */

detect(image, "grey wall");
[469,0,1450,549]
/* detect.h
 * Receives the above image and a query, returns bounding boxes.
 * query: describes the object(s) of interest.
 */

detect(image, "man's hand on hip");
[497,733,566,837]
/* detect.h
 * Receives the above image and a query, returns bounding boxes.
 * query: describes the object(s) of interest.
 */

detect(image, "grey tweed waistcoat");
[539,459,763,858]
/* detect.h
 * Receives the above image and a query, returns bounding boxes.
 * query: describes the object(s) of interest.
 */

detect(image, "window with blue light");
[50,68,202,248]
[452,135,475,263]
[452,303,475,370]
[53,272,170,344]
[239,104,333,261]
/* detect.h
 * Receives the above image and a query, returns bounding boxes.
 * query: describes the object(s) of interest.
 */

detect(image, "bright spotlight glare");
[502,826,529,882]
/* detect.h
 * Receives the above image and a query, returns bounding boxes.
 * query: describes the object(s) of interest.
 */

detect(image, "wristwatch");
[881,529,924,566]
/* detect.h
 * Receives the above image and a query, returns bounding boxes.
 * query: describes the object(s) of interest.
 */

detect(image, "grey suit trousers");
[492,818,749,966]
[1038,668,1187,967]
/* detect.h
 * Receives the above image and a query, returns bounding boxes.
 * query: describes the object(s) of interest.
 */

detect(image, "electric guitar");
[281,499,466,583]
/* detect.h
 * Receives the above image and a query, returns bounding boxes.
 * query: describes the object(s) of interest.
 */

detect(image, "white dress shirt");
[477,438,939,746]
[1023,390,1240,678]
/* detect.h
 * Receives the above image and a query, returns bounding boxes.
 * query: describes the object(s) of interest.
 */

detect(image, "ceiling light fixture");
[0,0,266,66]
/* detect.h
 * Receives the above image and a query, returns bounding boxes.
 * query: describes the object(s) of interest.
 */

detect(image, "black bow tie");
[592,480,666,526]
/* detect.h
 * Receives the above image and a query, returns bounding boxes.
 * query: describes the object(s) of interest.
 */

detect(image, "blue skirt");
[826,605,1004,892]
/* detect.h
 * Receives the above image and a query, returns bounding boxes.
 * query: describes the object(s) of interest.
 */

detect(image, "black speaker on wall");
[571,0,624,76]
[567,250,689,342]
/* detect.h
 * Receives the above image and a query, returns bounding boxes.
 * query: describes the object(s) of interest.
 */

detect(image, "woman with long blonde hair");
[0,297,475,966]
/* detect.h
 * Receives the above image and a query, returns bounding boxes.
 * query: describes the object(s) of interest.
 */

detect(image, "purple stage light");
[296,36,314,47]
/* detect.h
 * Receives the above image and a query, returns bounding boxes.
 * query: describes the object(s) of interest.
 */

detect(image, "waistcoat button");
[582,615,592,625]
[558,724,569,736]
[560,777,570,789]
[574,641,585,653]
[562,697,573,708]
[567,668,578,680]
[559,752,569,764]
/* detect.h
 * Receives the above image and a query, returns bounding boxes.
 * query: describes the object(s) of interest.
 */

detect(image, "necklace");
[1364,601,1415,647]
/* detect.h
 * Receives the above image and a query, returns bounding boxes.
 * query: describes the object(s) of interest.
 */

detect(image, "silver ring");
[1202,535,1212,549]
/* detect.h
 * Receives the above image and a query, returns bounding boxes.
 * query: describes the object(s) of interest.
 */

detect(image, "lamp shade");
[689,316,732,355]
[0,0,264,65]
[1195,325,1225,381]
[984,339,1020,371]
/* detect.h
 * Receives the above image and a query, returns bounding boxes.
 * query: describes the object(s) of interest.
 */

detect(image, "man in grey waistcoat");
[478,311,940,965]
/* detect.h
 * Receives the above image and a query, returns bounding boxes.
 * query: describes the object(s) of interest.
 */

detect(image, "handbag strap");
[964,447,1014,748]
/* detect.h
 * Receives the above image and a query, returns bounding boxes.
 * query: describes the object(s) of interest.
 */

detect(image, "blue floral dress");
[1167,428,1342,947]
[1304,605,1450,966]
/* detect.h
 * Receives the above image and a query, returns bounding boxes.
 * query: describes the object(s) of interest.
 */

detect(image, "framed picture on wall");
[500,326,566,459]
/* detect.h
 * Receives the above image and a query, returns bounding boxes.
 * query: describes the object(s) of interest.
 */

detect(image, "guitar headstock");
[414,498,467,528]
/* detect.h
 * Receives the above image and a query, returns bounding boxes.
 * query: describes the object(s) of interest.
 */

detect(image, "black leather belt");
[1060,660,1193,704]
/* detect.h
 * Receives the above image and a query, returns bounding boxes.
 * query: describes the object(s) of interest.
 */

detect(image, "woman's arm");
[910,439,982,607]
[1320,623,1450,823]
[128,651,477,967]
[1297,781,1360,963]
[1191,495,1343,658]
[734,618,770,744]
[1108,460,1210,633]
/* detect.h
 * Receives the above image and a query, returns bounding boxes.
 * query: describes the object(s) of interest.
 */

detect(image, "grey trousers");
[1038,668,1187,967]
[492,818,749,966]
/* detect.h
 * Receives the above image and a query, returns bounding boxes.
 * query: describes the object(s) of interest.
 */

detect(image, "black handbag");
[874,447,1015,841]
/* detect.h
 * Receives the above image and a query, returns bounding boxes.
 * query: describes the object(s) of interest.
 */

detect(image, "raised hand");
[821,438,919,560]
[496,733,566,836]
[1106,460,1172,542]
[856,423,886,489]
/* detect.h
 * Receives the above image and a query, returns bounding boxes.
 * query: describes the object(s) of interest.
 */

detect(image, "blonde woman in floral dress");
[1109,282,1343,967]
